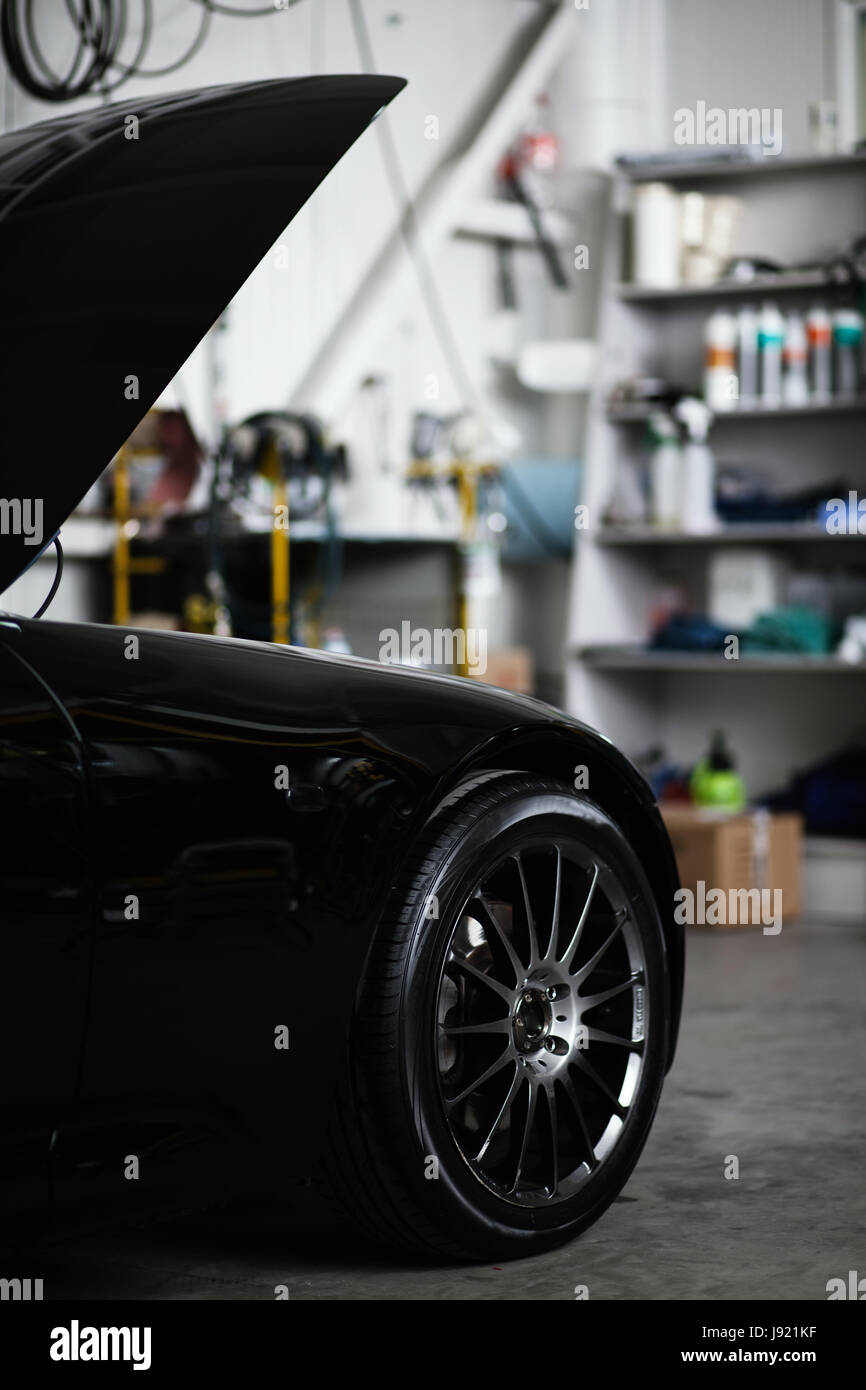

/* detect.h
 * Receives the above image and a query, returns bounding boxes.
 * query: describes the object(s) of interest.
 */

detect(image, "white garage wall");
[3,3,843,688]
[2,0,843,453]
[1,0,558,447]
[664,0,838,155]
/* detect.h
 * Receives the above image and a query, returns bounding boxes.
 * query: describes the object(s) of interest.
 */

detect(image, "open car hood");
[0,74,405,593]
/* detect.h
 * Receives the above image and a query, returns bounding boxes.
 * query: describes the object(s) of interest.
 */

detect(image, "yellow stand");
[112,444,167,627]
[407,459,498,677]
[260,437,291,646]
[271,473,290,645]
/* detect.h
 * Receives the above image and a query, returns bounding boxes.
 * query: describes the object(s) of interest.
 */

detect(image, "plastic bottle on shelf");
[633,182,682,288]
[674,397,717,534]
[704,309,738,412]
[758,301,785,406]
[648,411,681,529]
[832,308,864,398]
[737,304,759,405]
[783,311,809,406]
[806,305,832,400]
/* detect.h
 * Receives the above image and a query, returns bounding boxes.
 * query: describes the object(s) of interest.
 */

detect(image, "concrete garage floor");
[34,921,866,1301]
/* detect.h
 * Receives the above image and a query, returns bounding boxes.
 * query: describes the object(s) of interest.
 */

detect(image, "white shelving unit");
[566,152,866,796]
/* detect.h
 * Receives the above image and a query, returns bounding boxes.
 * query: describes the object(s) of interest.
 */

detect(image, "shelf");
[606,396,866,423]
[57,512,463,565]
[577,645,864,673]
[571,135,866,779]
[54,516,115,559]
[97,512,461,548]
[595,523,865,546]
[616,150,866,184]
[220,524,461,546]
[615,270,831,303]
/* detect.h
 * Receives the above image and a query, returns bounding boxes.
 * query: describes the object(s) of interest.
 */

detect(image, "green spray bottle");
[690,730,746,812]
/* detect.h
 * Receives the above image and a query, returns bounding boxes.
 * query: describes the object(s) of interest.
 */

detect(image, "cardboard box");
[660,805,802,927]
[468,647,534,695]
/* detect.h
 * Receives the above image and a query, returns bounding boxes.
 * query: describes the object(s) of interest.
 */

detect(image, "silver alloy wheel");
[434,839,648,1208]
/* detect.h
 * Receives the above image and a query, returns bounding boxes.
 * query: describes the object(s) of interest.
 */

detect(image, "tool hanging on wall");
[486,105,597,395]
[497,96,569,290]
[498,170,569,292]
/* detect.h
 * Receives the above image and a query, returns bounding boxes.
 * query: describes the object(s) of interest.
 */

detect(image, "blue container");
[497,457,583,562]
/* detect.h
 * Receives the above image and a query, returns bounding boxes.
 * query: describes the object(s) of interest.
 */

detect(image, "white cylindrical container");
[675,397,717,534]
[680,440,717,533]
[758,302,785,406]
[704,309,738,412]
[737,305,759,405]
[832,308,864,397]
[648,412,681,528]
[632,183,681,288]
[783,312,809,406]
[806,305,832,399]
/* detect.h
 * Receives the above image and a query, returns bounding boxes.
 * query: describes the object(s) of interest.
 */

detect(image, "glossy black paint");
[0,630,92,1227]
[0,76,682,1237]
[0,617,682,1229]
[0,74,405,593]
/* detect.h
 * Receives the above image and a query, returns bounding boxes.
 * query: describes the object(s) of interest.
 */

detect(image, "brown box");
[468,647,534,695]
[660,806,802,926]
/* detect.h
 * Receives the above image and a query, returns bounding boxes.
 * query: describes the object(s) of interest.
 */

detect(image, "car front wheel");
[324,773,670,1261]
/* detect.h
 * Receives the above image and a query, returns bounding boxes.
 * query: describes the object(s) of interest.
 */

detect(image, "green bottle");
[691,730,746,812]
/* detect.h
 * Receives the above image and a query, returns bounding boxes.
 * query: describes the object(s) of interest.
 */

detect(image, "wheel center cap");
[512,988,552,1053]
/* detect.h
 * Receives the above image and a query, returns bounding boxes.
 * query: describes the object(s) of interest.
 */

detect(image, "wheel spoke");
[585,1025,643,1052]
[545,1085,560,1197]
[571,1053,627,1116]
[570,905,628,985]
[441,1018,511,1037]
[476,1064,523,1162]
[511,1078,539,1193]
[447,953,514,1004]
[579,970,643,1012]
[561,1074,597,1170]
[446,1048,512,1109]
[546,844,562,962]
[512,852,538,967]
[560,861,600,968]
[468,893,525,985]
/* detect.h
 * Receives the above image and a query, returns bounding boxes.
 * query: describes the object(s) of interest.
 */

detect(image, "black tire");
[323,773,670,1261]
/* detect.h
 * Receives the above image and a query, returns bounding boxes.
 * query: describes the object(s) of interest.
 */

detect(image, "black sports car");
[0,75,683,1261]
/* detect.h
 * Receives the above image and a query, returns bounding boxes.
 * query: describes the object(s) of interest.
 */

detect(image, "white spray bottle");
[675,396,717,534]
[648,411,681,529]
